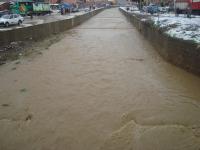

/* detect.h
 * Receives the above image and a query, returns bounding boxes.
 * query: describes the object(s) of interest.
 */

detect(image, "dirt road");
[0,8,200,150]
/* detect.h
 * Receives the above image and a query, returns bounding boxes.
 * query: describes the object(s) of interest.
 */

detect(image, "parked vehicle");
[60,2,73,14]
[158,7,168,13]
[130,6,139,11]
[147,4,159,14]
[175,0,200,15]
[142,6,148,12]
[50,4,60,13]
[105,4,111,8]
[0,14,24,27]
[72,7,79,13]
[10,0,33,15]
[0,10,9,18]
[10,0,51,15]
[33,3,51,15]
[83,8,90,12]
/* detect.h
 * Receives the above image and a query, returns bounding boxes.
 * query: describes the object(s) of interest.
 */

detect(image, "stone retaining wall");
[120,8,200,76]
[0,9,103,46]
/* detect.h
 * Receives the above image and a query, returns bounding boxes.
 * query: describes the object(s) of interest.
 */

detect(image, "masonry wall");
[0,9,103,46]
[120,8,200,76]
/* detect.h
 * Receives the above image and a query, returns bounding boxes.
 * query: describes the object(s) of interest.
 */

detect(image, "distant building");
[0,1,9,11]
[48,0,78,5]
[142,0,172,5]
[62,0,77,4]
[87,0,108,5]
[49,0,58,4]
[108,0,116,5]
[128,0,171,6]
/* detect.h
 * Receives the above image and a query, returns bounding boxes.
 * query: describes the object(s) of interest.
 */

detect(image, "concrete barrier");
[120,8,200,76]
[0,8,103,46]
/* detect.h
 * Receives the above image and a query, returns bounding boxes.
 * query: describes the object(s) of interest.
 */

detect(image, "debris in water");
[20,88,27,92]
[0,61,6,65]
[25,114,33,121]
[15,61,20,64]
[11,67,17,70]
[1,104,10,107]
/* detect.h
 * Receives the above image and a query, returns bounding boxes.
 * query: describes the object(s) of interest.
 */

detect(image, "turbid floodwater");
[0,8,200,150]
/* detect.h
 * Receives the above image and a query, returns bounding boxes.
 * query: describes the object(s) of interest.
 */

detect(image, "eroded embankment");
[119,8,200,76]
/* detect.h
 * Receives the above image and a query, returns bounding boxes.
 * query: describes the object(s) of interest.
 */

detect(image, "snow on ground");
[0,8,101,31]
[120,7,148,16]
[120,7,200,43]
[152,15,200,43]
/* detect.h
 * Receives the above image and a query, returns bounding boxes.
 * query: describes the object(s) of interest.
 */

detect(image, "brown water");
[0,8,200,150]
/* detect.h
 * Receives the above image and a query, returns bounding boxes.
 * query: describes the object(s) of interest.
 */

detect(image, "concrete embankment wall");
[0,9,103,46]
[120,8,200,76]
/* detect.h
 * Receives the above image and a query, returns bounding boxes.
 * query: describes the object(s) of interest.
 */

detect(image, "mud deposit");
[0,8,200,150]
[0,34,64,64]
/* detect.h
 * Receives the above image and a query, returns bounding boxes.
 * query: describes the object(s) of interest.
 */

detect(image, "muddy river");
[0,8,200,150]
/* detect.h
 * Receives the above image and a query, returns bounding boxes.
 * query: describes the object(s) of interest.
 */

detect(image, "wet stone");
[0,61,6,65]
[20,88,27,93]
[15,61,21,64]
[1,104,10,107]
[11,67,17,70]
[25,114,33,121]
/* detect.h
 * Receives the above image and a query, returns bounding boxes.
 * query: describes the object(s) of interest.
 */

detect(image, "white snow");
[0,9,100,31]
[120,7,200,43]
[152,15,200,43]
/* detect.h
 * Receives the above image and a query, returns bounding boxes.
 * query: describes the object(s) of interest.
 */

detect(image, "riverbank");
[0,8,104,64]
[0,8,103,46]
[125,7,200,43]
[120,7,200,76]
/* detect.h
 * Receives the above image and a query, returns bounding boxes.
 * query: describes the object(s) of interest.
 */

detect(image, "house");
[108,0,116,5]
[62,0,77,5]
[0,1,9,11]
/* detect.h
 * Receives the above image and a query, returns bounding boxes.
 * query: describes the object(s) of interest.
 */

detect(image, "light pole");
[174,0,176,12]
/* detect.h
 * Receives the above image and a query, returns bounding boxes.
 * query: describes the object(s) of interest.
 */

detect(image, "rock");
[20,88,27,92]
[25,114,33,121]
[0,61,6,65]
[10,42,18,46]
[1,104,9,107]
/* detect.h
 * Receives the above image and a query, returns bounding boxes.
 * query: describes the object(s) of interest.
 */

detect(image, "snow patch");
[120,7,200,43]
[152,15,200,43]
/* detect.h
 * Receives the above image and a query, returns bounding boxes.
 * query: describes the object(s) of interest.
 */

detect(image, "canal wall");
[120,8,200,76]
[0,9,103,46]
